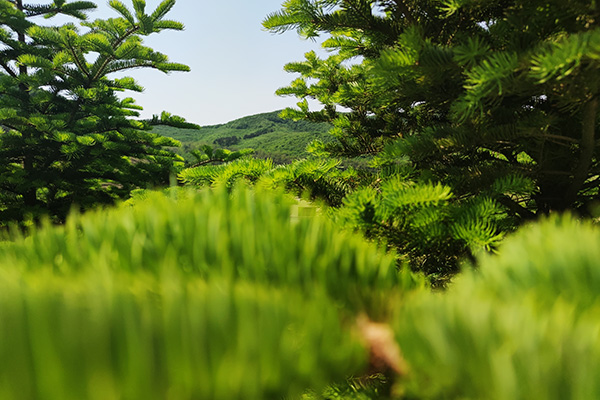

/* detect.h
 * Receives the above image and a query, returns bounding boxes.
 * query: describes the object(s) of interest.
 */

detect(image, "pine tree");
[0,0,188,225]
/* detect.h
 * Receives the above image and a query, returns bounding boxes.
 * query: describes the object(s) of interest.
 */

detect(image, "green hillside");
[152,110,332,164]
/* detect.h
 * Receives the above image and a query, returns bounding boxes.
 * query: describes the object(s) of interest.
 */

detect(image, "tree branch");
[0,61,18,78]
[189,159,223,168]
[533,133,579,144]
[91,26,140,81]
[66,42,91,79]
[101,61,157,75]
[497,195,536,220]
[392,0,416,25]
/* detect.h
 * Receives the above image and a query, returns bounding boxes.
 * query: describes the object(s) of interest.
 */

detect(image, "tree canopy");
[264,0,600,218]
[0,0,188,225]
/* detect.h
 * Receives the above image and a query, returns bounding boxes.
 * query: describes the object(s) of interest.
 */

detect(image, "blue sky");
[80,0,325,125]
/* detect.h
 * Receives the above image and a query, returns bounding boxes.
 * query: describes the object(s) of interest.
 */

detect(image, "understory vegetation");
[1,0,600,399]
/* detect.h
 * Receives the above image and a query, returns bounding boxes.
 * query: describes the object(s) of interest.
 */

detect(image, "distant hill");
[152,110,332,164]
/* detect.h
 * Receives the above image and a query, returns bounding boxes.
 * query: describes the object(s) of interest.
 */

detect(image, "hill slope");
[152,110,332,164]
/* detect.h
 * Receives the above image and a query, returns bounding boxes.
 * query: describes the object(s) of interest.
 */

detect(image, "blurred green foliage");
[2,0,600,398]
[1,186,600,399]
[395,215,600,400]
[0,186,426,399]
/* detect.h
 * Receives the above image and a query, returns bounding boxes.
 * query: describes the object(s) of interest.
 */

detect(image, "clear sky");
[76,0,325,126]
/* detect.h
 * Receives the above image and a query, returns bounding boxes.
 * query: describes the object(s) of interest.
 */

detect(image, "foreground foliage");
[396,216,600,399]
[0,187,424,399]
[0,188,599,399]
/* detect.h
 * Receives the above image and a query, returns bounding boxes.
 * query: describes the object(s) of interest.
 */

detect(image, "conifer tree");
[0,0,188,225]
[264,0,600,217]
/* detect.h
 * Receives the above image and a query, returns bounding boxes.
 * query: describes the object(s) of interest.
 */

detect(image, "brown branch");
[357,315,408,377]
[66,42,91,79]
[497,195,536,220]
[532,133,579,144]
[189,158,225,168]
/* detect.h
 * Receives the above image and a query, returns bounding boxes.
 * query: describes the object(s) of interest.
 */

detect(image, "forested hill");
[152,110,332,163]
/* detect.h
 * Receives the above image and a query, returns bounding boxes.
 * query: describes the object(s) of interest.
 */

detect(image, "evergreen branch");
[110,25,140,52]
[0,61,17,78]
[0,121,19,131]
[152,20,184,31]
[150,0,176,22]
[532,133,579,144]
[108,0,136,26]
[580,177,600,193]
[262,0,327,38]
[23,1,96,19]
[529,30,600,84]
[132,0,146,20]
[84,32,115,56]
[154,62,189,72]
[100,60,188,75]
[497,195,536,220]
[17,53,52,69]
[21,4,58,17]
[40,86,65,114]
[91,26,140,81]
[56,1,97,19]
[190,159,223,168]
[65,40,91,79]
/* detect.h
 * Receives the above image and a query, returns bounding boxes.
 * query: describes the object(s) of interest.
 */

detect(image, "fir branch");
[533,133,579,144]
[108,0,136,26]
[22,4,60,17]
[497,195,536,220]
[91,26,140,81]
[65,40,91,79]
[0,61,17,78]
[150,0,176,22]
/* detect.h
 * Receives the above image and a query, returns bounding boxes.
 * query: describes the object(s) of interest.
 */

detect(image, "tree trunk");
[15,0,37,209]
[564,97,598,209]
